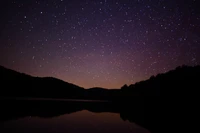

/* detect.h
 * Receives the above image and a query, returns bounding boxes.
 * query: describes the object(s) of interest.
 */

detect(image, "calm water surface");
[0,99,150,133]
[0,110,149,133]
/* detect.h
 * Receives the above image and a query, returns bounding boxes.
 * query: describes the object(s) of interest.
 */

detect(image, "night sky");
[0,0,200,89]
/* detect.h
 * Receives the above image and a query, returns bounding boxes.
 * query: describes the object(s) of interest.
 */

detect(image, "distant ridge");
[0,65,84,99]
[119,65,200,133]
[0,65,119,100]
[0,65,200,100]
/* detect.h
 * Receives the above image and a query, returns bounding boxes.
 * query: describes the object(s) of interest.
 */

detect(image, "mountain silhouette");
[0,65,84,99]
[1,65,199,101]
[0,65,121,100]
[119,65,200,133]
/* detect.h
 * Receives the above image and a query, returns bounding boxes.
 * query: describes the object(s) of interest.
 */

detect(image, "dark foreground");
[0,98,198,133]
[0,99,151,133]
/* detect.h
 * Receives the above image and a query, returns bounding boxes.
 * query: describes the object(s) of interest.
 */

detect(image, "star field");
[0,0,200,88]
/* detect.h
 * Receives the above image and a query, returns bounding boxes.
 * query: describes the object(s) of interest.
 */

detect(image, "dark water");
[0,110,150,133]
[0,99,150,133]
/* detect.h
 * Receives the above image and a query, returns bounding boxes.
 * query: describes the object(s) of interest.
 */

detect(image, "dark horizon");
[0,64,183,89]
[1,64,198,89]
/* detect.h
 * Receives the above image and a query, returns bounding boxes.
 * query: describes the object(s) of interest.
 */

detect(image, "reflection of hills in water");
[0,100,119,121]
[0,100,152,132]
[0,101,150,133]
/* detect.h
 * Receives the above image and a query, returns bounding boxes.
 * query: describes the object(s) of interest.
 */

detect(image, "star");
[0,0,199,88]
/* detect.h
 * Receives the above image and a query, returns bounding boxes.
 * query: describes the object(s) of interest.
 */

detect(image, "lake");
[0,99,150,133]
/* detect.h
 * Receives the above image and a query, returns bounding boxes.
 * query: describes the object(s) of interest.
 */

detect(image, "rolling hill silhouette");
[0,65,121,100]
[0,65,200,100]
[119,65,200,133]
[0,65,85,99]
